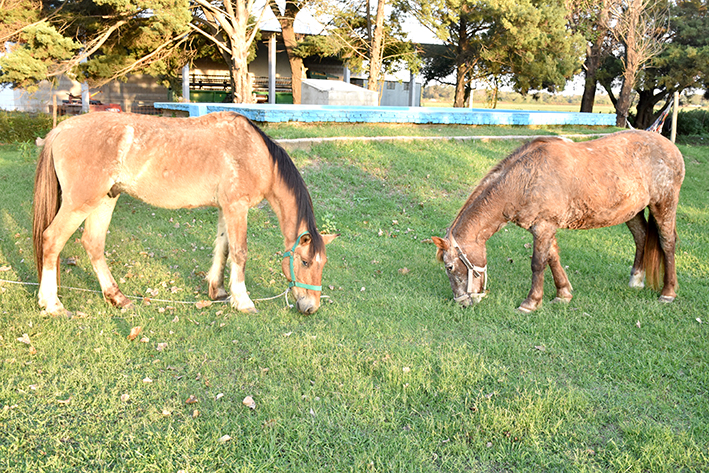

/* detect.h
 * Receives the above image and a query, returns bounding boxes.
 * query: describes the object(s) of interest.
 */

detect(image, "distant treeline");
[422,84,709,109]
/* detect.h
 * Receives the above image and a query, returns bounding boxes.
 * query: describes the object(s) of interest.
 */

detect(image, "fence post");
[670,91,679,143]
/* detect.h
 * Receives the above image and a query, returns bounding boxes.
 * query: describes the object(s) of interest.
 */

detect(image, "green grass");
[259,122,622,140]
[0,131,708,472]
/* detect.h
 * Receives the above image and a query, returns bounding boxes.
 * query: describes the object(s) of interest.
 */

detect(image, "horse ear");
[321,233,339,245]
[431,236,449,251]
[300,233,312,245]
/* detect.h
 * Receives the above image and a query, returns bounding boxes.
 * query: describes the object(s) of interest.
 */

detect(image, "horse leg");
[81,195,132,309]
[221,202,257,313]
[518,224,555,313]
[625,211,647,288]
[547,235,573,304]
[649,205,679,302]
[206,210,230,300]
[37,207,91,315]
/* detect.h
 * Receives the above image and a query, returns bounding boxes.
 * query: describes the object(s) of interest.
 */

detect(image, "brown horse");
[432,130,685,312]
[33,111,337,316]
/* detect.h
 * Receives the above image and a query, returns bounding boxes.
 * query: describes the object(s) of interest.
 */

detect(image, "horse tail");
[643,212,665,291]
[33,131,62,283]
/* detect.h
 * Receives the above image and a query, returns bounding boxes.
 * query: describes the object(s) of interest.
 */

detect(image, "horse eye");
[302,260,309,267]
[445,264,454,272]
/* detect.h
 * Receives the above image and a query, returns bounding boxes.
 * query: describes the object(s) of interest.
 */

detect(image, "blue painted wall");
[154,102,617,126]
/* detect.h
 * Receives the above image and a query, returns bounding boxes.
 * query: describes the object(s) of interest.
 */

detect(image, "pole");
[408,69,417,107]
[268,34,276,105]
[670,91,679,143]
[182,64,190,102]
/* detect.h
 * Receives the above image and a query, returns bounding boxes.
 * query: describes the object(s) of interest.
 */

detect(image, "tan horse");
[432,130,685,312]
[33,111,337,316]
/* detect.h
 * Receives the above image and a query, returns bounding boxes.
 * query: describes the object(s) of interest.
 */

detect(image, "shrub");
[0,111,55,143]
[662,109,709,138]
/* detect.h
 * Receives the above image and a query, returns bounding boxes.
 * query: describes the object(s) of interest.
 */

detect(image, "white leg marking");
[629,270,645,289]
[38,268,64,313]
[229,271,255,311]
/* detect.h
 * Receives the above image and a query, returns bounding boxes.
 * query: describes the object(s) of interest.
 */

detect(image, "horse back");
[46,112,275,210]
[501,131,684,230]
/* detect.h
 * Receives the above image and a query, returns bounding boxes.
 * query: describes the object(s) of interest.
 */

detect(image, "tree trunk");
[270,1,304,104]
[634,89,668,129]
[580,41,602,112]
[454,16,468,108]
[367,0,386,93]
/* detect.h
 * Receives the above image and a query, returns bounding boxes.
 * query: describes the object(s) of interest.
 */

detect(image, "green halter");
[282,231,322,292]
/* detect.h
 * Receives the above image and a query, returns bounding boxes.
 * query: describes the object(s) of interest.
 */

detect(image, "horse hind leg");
[221,202,257,313]
[37,206,91,315]
[625,211,647,289]
[206,210,230,301]
[547,235,573,304]
[81,195,132,309]
[647,204,679,303]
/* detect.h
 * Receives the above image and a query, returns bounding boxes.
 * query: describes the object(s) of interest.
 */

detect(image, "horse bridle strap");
[448,232,487,302]
[282,231,322,292]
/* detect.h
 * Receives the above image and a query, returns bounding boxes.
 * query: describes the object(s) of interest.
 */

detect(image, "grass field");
[0,128,707,472]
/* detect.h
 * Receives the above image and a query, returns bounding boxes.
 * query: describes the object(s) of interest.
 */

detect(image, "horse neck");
[450,187,508,249]
[266,182,309,249]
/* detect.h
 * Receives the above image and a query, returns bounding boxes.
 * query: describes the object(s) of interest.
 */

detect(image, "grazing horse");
[432,130,685,312]
[33,111,337,316]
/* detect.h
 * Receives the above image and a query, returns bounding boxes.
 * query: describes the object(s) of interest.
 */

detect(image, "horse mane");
[246,119,324,256]
[451,138,549,231]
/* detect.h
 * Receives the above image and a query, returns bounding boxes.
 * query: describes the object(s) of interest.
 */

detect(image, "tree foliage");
[402,0,584,108]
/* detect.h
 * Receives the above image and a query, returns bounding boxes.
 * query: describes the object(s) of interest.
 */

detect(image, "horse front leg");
[206,210,230,301]
[547,235,573,304]
[82,195,132,309]
[518,224,555,313]
[626,211,647,288]
[221,202,257,313]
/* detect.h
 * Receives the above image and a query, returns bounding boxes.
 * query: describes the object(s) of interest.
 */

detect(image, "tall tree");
[190,0,267,103]
[269,0,308,104]
[0,0,192,92]
[566,0,615,112]
[602,0,669,127]
[300,0,417,96]
[632,0,709,128]
[403,0,584,108]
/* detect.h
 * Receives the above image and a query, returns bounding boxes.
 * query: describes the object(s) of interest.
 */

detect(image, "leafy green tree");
[0,0,192,93]
[631,0,709,128]
[299,0,418,95]
[402,0,584,108]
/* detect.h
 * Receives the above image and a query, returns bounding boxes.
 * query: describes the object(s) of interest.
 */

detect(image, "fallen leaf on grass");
[0,265,11,272]
[534,345,546,352]
[242,396,256,409]
[185,395,198,404]
[218,435,232,443]
[143,377,153,383]
[29,346,37,355]
[120,394,130,402]
[139,337,149,343]
[195,300,212,309]
[57,397,72,405]
[398,267,410,275]
[17,334,31,345]
[156,342,168,351]
[216,393,224,401]
[697,317,702,324]
[635,320,641,329]
[127,326,142,341]
[162,409,171,417]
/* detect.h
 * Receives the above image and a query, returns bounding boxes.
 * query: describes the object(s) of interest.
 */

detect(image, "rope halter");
[282,231,322,292]
[448,232,487,303]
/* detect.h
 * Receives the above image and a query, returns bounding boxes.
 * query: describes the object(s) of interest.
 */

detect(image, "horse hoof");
[658,295,675,303]
[239,307,259,314]
[551,297,571,304]
[516,305,534,314]
[209,287,230,301]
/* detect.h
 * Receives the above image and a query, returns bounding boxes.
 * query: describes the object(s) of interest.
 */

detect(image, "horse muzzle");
[296,296,319,314]
[454,291,487,307]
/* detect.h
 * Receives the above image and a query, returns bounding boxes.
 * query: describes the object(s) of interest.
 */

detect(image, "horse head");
[432,234,488,307]
[282,232,338,314]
